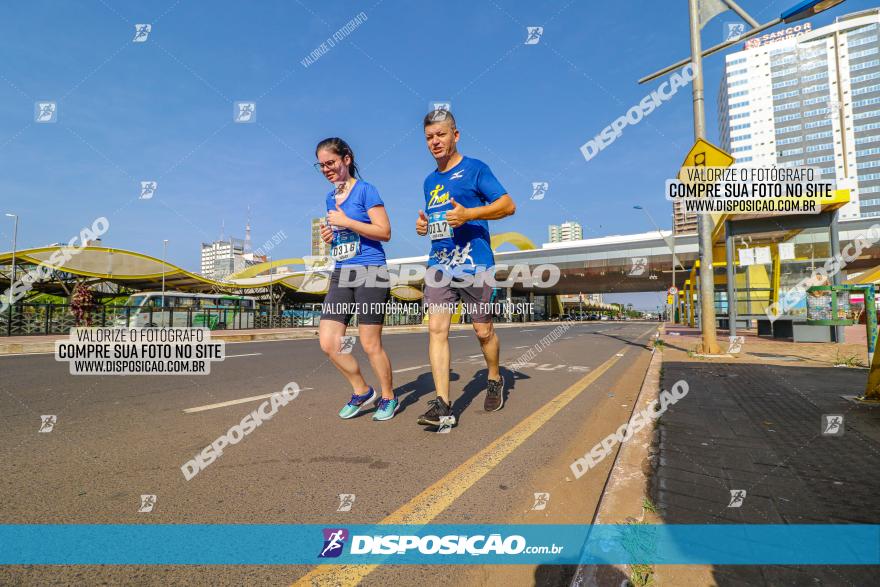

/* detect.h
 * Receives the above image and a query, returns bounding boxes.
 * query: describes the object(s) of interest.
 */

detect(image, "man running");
[415,109,516,427]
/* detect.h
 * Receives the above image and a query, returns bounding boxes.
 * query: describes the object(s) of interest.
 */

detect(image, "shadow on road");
[392,367,529,429]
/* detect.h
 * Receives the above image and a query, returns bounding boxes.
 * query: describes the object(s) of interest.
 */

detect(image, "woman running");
[315,137,397,421]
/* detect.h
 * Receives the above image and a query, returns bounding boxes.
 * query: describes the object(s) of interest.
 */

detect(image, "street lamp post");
[686,0,721,354]
[640,0,847,353]
[161,239,168,311]
[634,205,680,323]
[268,255,273,328]
[5,213,17,308]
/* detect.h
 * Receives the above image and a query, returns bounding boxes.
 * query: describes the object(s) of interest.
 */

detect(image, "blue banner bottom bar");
[1,525,878,565]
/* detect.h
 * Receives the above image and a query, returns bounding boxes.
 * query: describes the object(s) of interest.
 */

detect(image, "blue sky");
[0,0,868,309]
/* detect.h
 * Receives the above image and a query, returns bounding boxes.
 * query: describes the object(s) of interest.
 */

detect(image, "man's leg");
[428,311,453,404]
[418,268,458,426]
[472,320,500,381]
[462,276,504,411]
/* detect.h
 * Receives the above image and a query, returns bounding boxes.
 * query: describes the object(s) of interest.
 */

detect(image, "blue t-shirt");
[325,180,387,266]
[423,156,507,274]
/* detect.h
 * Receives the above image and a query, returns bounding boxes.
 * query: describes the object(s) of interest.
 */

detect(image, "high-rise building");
[311,217,330,256]
[548,221,583,242]
[718,9,880,221]
[673,200,697,235]
[200,238,246,280]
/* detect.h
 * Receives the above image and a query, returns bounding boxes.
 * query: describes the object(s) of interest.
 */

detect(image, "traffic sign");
[668,286,678,296]
[678,138,734,181]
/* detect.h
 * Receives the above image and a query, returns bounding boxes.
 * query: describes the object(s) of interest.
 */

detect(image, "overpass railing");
[0,303,430,337]
[0,302,549,336]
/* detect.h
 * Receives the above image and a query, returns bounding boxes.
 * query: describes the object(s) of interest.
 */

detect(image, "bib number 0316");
[332,230,360,261]
[428,211,453,240]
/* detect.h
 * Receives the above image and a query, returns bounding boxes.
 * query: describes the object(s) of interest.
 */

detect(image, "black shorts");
[320,265,390,326]
[423,266,494,323]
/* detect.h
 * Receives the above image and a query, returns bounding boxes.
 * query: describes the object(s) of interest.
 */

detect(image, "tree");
[70,283,95,326]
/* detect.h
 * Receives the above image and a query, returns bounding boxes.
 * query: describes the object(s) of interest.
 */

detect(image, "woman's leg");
[358,323,393,399]
[318,318,369,395]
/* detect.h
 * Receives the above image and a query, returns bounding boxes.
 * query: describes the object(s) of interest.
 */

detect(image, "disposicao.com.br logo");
[319,529,563,557]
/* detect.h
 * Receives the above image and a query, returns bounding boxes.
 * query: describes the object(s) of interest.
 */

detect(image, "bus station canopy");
[0,246,328,300]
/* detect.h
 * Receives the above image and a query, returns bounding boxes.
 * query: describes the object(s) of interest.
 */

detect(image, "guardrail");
[0,303,428,336]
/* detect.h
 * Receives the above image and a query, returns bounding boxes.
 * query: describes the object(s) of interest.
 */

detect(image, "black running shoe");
[417,397,454,426]
[484,376,505,412]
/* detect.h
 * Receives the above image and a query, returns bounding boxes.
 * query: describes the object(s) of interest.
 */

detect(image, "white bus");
[117,292,258,329]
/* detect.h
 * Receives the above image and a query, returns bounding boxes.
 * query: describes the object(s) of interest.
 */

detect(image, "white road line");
[393,364,431,373]
[520,329,535,332]
[225,353,262,358]
[514,346,529,349]
[183,388,312,413]
[449,335,468,339]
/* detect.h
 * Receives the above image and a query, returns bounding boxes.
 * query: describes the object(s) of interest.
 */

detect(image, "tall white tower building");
[718,9,880,220]
[548,221,583,243]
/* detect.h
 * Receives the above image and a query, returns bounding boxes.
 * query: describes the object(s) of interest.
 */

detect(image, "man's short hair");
[424,108,456,128]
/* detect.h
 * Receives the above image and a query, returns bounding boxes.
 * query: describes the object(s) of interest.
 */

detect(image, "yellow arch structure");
[0,246,232,291]
[228,258,331,279]
[490,232,537,252]
[0,247,324,294]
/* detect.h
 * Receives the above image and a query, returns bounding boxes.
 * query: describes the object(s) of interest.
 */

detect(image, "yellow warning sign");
[678,138,734,181]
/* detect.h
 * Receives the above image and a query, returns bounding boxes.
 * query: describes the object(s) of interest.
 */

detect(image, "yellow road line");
[292,348,630,587]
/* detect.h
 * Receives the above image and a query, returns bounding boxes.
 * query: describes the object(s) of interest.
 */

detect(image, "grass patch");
[623,521,657,587]
[835,348,867,368]
[630,563,654,587]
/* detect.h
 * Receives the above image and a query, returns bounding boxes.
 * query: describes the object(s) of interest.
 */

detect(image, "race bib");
[428,211,453,241]
[331,229,360,261]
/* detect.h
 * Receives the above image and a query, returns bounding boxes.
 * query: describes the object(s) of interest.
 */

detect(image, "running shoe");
[483,376,505,412]
[372,397,400,421]
[416,397,454,426]
[338,387,377,419]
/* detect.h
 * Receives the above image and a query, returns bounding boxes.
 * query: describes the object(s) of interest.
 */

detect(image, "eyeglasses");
[314,159,339,171]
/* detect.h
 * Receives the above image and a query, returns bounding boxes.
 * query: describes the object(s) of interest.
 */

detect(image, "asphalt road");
[0,321,658,586]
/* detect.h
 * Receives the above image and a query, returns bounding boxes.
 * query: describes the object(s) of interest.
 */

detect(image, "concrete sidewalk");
[651,326,880,585]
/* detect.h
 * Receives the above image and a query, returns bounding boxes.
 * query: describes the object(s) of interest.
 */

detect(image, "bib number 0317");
[428,211,453,240]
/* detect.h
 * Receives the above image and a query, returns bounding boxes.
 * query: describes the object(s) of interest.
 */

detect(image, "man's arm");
[446,195,515,227]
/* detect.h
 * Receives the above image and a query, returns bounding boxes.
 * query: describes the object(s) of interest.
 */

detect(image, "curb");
[570,328,663,586]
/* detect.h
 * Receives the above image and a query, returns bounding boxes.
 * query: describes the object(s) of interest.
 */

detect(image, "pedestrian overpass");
[3,220,880,316]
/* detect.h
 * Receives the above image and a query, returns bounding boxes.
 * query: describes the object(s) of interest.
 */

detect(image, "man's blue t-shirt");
[423,156,507,275]
[325,180,387,266]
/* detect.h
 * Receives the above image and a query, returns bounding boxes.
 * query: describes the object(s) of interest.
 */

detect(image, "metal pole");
[689,0,720,354]
[721,0,760,28]
[636,206,680,323]
[671,210,677,324]
[8,214,18,308]
[639,17,782,84]
[725,220,737,338]
[865,285,876,366]
[268,256,273,328]
[829,211,843,343]
[161,239,168,310]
